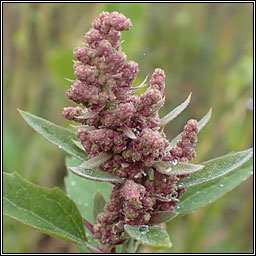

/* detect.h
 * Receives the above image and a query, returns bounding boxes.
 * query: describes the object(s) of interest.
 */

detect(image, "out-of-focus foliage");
[3,3,253,253]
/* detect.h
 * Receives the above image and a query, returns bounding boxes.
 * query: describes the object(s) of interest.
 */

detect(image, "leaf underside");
[176,157,253,215]
[160,92,191,126]
[80,152,113,169]
[68,166,123,184]
[178,148,253,188]
[154,162,204,176]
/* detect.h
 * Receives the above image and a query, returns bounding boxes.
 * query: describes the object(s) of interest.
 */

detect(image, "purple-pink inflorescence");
[63,11,199,249]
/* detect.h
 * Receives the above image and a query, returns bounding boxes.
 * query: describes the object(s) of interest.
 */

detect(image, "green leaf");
[65,157,113,253]
[121,238,140,253]
[68,166,123,184]
[168,108,212,149]
[80,152,113,169]
[149,211,178,225]
[64,157,112,224]
[176,157,253,215]
[3,172,86,245]
[93,190,106,221]
[160,92,191,126]
[154,161,204,176]
[72,139,86,151]
[197,108,212,132]
[178,148,253,188]
[19,110,87,161]
[124,224,172,248]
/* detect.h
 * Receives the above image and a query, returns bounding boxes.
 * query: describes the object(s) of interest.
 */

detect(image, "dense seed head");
[169,119,199,162]
[150,68,166,95]
[63,11,200,249]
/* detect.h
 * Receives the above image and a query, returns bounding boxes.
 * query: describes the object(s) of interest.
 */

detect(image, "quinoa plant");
[4,12,253,253]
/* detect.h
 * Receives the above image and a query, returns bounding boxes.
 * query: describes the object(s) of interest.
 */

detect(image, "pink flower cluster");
[63,11,199,249]
[77,128,127,156]
[64,12,137,112]
[169,119,198,162]
[94,180,155,246]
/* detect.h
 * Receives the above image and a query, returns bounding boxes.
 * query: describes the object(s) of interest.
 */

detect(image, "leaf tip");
[4,171,16,177]
[205,108,212,120]
[17,108,24,115]
[198,164,205,171]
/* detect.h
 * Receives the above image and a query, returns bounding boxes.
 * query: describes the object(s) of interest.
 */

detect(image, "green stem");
[84,242,109,253]
[126,238,140,253]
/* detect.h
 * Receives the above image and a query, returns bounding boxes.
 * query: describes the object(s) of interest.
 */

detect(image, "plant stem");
[83,217,95,234]
[84,242,109,253]
[126,238,140,253]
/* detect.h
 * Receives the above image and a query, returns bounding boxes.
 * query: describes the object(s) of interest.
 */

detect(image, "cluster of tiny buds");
[77,128,128,156]
[93,180,155,246]
[168,119,198,162]
[62,11,199,249]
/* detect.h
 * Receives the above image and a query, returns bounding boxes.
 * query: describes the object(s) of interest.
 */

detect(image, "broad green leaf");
[19,110,87,161]
[149,211,178,225]
[168,108,212,149]
[68,166,123,184]
[178,148,253,188]
[3,172,86,245]
[124,224,172,248]
[93,190,106,220]
[64,157,112,224]
[160,92,191,126]
[176,158,253,215]
[154,162,204,176]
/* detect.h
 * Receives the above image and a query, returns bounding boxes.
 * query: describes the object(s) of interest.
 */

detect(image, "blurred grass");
[3,3,253,253]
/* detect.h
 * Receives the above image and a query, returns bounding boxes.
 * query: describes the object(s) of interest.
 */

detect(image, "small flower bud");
[110,12,132,31]
[73,63,98,82]
[73,47,95,64]
[138,88,163,117]
[62,106,83,121]
[85,28,103,47]
[101,103,136,129]
[96,40,113,57]
[119,61,139,87]
[105,30,121,49]
[150,68,166,95]
[170,119,198,162]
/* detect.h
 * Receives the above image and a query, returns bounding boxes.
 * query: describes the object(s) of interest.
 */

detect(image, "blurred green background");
[3,3,253,253]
